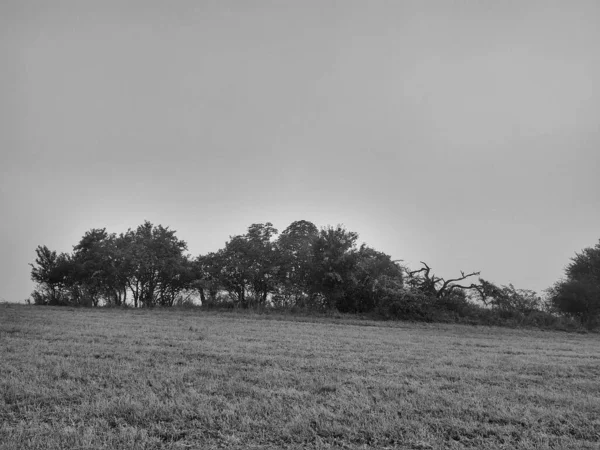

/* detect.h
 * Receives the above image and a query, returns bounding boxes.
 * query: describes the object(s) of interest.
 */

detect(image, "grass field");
[1,304,599,449]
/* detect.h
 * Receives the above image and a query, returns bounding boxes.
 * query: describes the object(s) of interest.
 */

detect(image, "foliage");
[308,225,360,310]
[71,228,124,306]
[340,244,404,313]
[476,279,542,314]
[30,218,591,331]
[275,220,319,307]
[204,223,280,308]
[547,240,600,328]
[29,246,74,305]
[29,222,190,307]
[375,285,437,321]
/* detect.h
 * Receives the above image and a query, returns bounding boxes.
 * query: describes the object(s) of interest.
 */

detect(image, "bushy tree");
[206,223,280,308]
[71,228,125,306]
[123,221,189,307]
[548,240,600,327]
[309,225,360,310]
[30,222,191,307]
[192,253,226,307]
[244,223,280,306]
[32,218,572,330]
[476,279,542,314]
[30,246,74,305]
[340,244,403,313]
[275,220,319,307]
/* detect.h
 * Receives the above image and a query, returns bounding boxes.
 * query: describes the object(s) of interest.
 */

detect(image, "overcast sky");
[1,1,599,303]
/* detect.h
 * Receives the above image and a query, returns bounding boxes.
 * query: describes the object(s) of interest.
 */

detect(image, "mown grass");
[1,304,599,449]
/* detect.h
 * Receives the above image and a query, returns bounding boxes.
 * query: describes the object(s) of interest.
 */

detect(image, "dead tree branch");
[406,262,481,299]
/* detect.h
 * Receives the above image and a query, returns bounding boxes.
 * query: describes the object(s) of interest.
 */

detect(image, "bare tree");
[406,262,480,298]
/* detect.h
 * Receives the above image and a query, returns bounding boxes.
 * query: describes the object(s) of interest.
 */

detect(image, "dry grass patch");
[1,304,599,449]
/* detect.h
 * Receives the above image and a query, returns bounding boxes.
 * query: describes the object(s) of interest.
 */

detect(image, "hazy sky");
[1,1,599,302]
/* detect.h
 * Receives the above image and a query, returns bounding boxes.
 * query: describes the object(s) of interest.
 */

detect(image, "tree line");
[29,220,600,328]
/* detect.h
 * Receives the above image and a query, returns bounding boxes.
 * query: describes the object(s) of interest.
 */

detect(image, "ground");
[1,303,599,449]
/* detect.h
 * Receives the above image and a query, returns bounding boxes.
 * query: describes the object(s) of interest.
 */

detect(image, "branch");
[437,271,481,298]
[408,262,431,278]
[446,282,483,296]
[408,267,427,277]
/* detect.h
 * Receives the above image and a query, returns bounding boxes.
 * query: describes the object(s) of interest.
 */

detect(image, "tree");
[192,254,224,306]
[124,221,189,307]
[548,278,599,325]
[276,220,319,306]
[475,279,541,314]
[155,255,196,307]
[71,228,125,306]
[30,246,74,305]
[405,262,480,299]
[309,225,360,310]
[548,240,600,327]
[208,223,280,308]
[344,244,404,312]
[208,243,250,307]
[30,223,192,308]
[244,223,280,306]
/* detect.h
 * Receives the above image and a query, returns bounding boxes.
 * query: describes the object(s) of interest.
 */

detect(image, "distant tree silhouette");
[30,219,572,330]
[30,245,73,305]
[547,240,600,327]
[30,222,191,307]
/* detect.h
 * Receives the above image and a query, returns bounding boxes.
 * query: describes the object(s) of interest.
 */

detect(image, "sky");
[1,1,599,302]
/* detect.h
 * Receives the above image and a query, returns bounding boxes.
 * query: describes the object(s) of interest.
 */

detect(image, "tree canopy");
[547,240,600,327]
[29,220,598,329]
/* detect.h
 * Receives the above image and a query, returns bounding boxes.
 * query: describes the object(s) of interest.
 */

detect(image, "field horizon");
[1,303,599,449]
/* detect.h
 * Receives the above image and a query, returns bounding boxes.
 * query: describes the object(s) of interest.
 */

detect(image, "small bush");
[375,287,437,321]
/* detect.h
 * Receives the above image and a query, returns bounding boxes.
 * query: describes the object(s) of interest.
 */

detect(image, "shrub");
[375,287,437,321]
